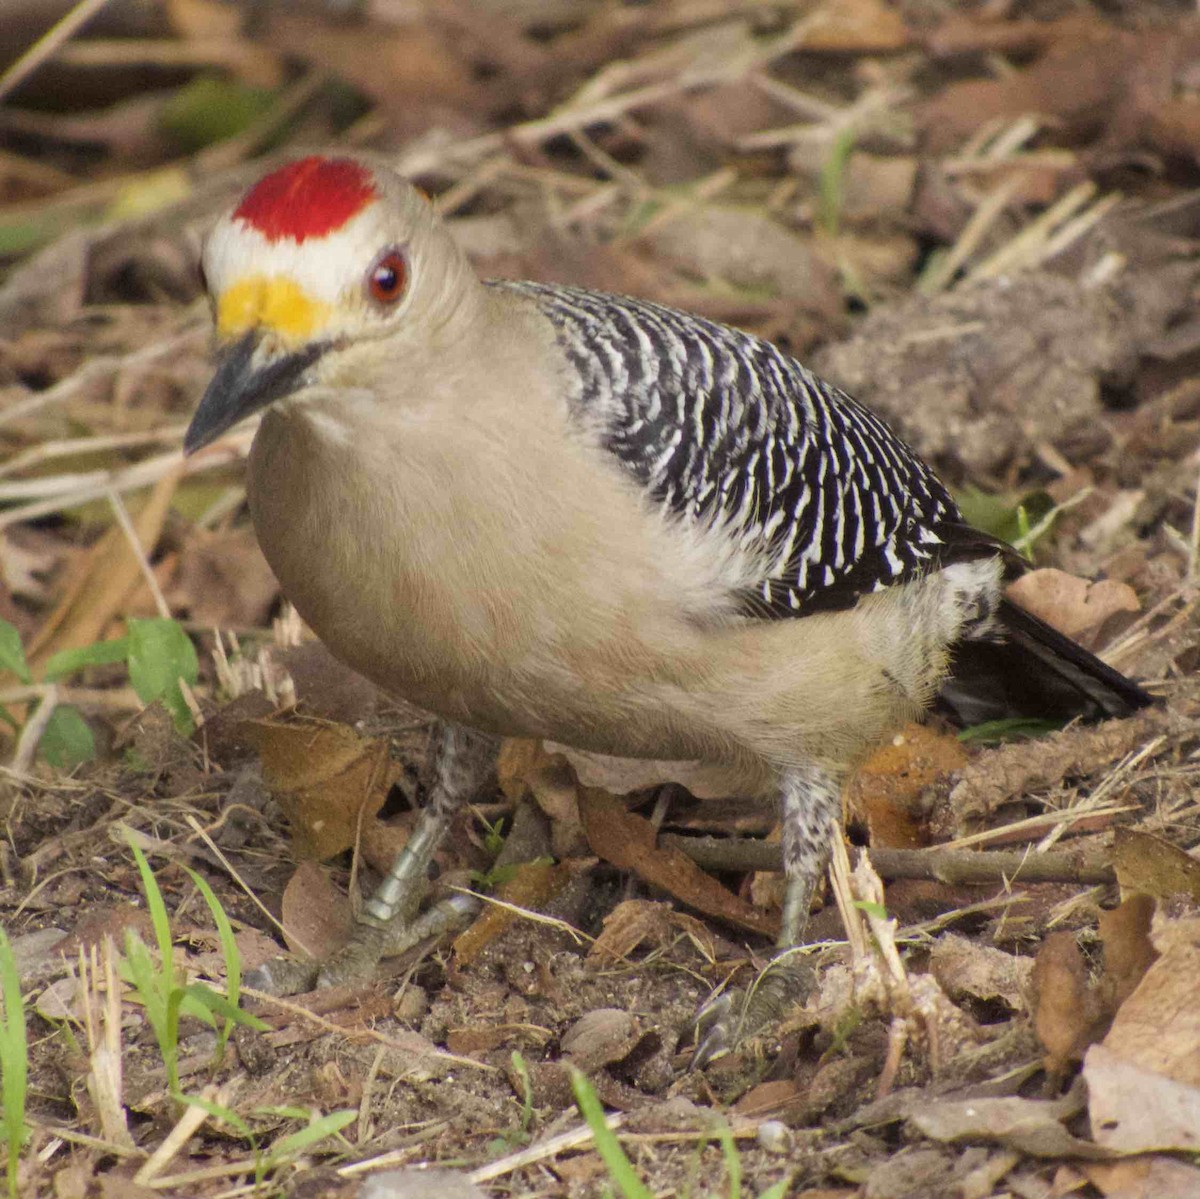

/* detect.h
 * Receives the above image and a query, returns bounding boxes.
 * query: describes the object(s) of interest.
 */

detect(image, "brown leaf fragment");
[910,1093,1115,1159]
[1098,895,1159,1012]
[496,740,586,858]
[731,1079,803,1120]
[452,860,569,967]
[275,642,388,724]
[579,787,778,938]
[929,932,1032,1014]
[25,467,181,673]
[1083,1155,1200,1199]
[1085,1043,1200,1153]
[243,716,398,859]
[1006,569,1140,647]
[1102,917,1200,1086]
[587,898,716,966]
[804,0,909,52]
[1112,829,1200,904]
[280,862,352,959]
[1033,931,1107,1079]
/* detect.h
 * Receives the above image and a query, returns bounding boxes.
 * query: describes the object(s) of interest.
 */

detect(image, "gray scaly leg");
[360,723,500,927]
[692,763,842,1067]
[247,723,498,995]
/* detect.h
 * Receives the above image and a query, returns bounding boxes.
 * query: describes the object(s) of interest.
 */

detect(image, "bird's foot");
[689,951,816,1068]
[244,893,480,997]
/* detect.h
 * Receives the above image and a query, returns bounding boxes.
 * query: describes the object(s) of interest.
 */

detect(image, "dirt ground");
[3,1,1200,1196]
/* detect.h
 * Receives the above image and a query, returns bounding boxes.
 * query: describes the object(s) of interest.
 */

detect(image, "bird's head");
[185,153,474,454]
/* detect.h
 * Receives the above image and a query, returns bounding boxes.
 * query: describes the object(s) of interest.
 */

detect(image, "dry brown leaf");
[911,1093,1113,1159]
[920,16,1200,165]
[1006,569,1140,644]
[452,860,569,967]
[1084,1044,1200,1153]
[496,738,546,802]
[359,811,414,879]
[280,861,352,959]
[275,642,388,724]
[173,526,278,628]
[550,744,757,800]
[496,739,586,858]
[929,932,1032,1014]
[561,1009,640,1071]
[579,787,778,938]
[1032,931,1107,1079]
[1084,1155,1200,1198]
[243,715,399,859]
[1101,917,1200,1086]
[1098,894,1159,1011]
[587,898,716,966]
[804,0,909,52]
[1112,829,1200,904]
[731,1079,803,1120]
[262,11,480,136]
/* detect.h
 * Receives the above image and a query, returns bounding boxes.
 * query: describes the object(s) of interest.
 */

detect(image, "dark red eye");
[367,249,407,306]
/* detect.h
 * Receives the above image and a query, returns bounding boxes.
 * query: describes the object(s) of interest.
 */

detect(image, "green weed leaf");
[43,638,129,682]
[0,622,30,684]
[39,705,95,769]
[127,618,198,734]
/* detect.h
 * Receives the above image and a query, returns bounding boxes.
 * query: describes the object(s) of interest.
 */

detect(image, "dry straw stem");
[0,328,206,433]
[0,0,114,106]
[79,942,135,1151]
[133,1083,232,1186]
[396,10,825,179]
[1034,736,1166,854]
[464,1112,626,1186]
[238,984,495,1072]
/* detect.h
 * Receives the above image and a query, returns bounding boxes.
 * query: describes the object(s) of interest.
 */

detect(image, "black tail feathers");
[939,598,1154,727]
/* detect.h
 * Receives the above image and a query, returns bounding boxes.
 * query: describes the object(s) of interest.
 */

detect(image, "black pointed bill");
[184,332,325,455]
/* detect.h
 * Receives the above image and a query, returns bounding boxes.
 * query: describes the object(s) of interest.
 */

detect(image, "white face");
[199,154,429,353]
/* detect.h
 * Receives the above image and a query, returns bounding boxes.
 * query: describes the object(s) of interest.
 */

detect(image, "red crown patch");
[233,156,378,244]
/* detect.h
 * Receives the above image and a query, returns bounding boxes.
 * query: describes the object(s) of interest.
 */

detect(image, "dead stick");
[659,835,1115,886]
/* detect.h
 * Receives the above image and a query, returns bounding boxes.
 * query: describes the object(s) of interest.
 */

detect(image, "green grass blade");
[260,1110,356,1172]
[0,931,28,1199]
[568,1067,652,1199]
[713,1122,741,1199]
[126,838,175,971]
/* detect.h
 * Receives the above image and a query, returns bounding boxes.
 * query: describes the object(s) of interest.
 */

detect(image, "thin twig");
[9,683,60,776]
[659,835,1118,885]
[107,489,171,620]
[0,0,114,106]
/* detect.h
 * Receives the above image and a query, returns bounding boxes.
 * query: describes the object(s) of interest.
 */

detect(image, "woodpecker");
[185,154,1150,1009]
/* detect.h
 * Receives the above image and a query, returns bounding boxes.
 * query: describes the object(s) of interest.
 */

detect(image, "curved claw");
[687,956,817,1069]
[690,989,740,1069]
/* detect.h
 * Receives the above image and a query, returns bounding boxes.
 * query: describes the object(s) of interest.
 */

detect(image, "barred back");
[494,280,987,617]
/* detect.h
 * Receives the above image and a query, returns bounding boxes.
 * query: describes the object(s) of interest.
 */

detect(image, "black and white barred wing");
[503,280,989,617]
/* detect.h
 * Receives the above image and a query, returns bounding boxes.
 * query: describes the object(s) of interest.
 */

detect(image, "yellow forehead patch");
[217,275,332,342]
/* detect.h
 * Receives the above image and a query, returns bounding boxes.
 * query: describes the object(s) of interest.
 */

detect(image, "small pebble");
[757,1120,793,1154]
